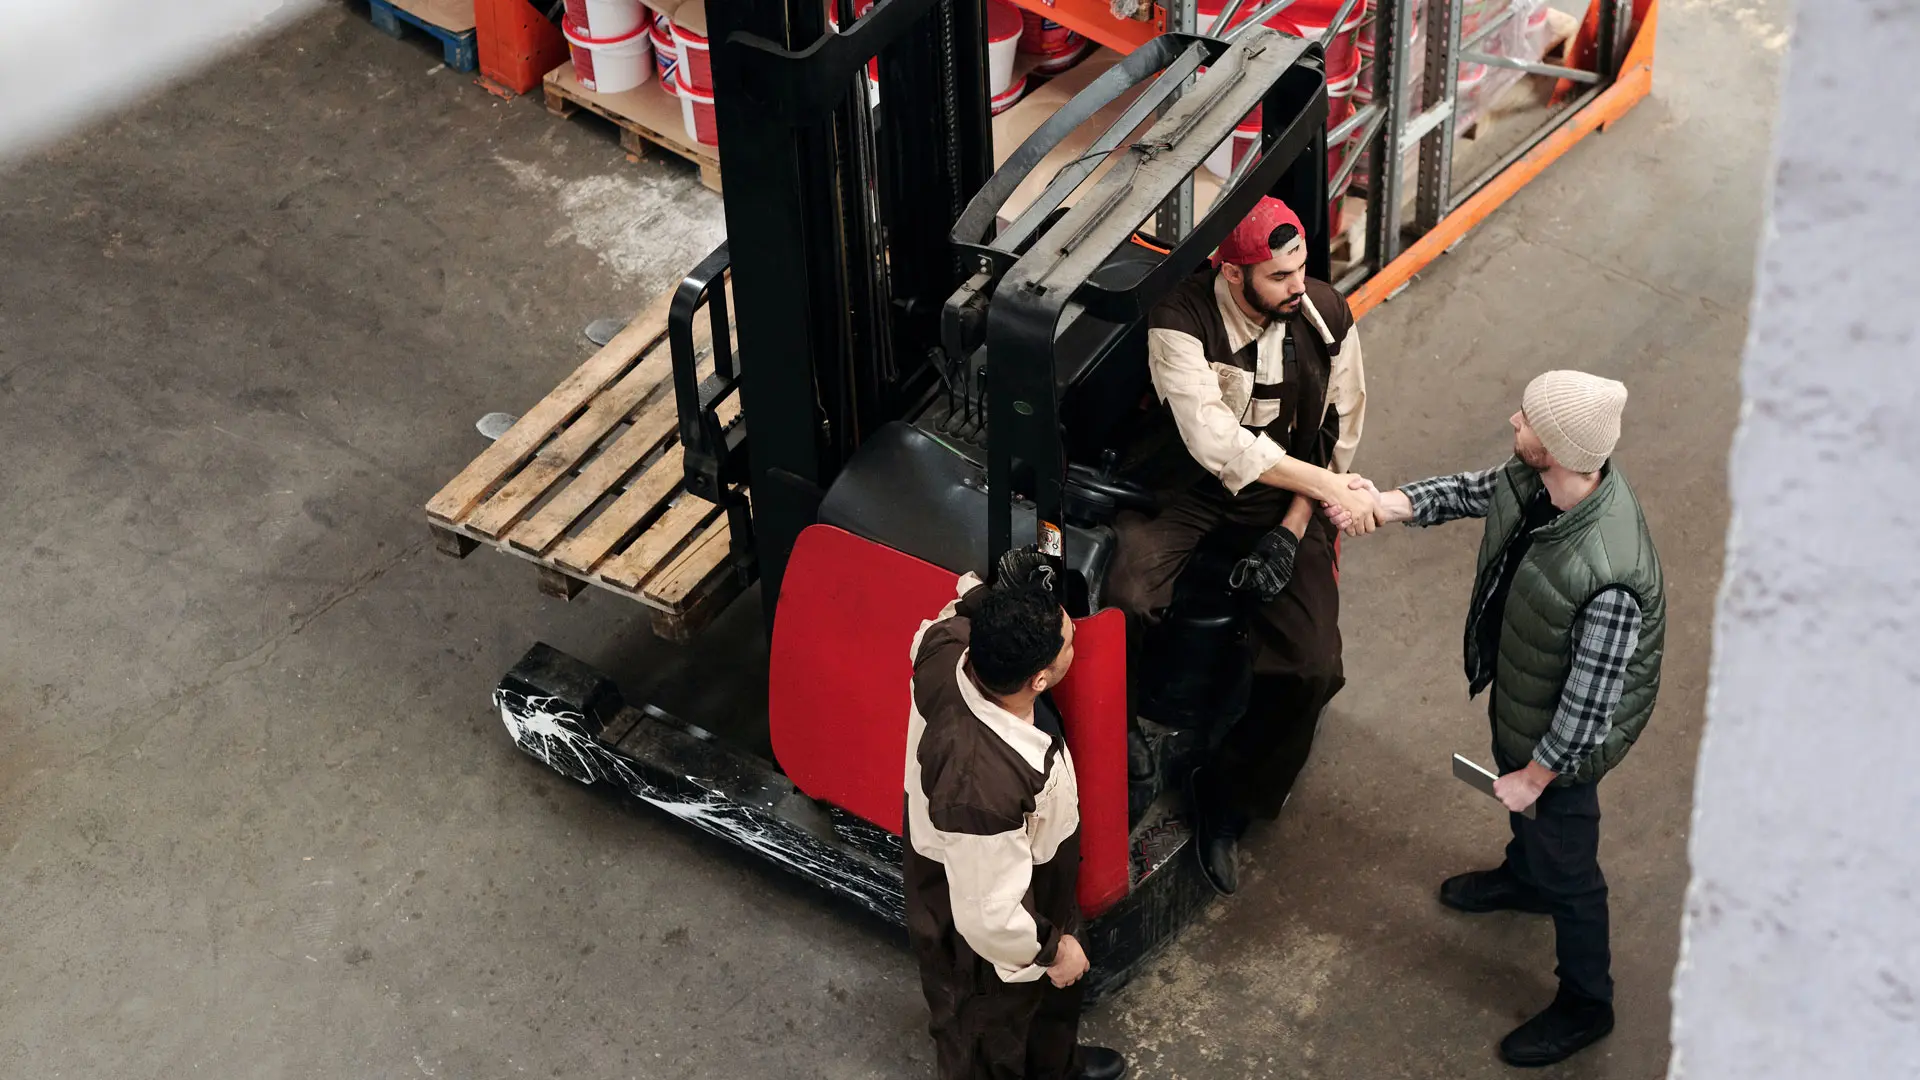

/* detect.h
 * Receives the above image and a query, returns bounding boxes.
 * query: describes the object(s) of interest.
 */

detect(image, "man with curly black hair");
[902,557,1127,1080]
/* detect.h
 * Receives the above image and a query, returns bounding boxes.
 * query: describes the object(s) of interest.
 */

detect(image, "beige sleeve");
[909,572,986,661]
[1147,327,1287,495]
[940,826,1053,983]
[1327,325,1367,474]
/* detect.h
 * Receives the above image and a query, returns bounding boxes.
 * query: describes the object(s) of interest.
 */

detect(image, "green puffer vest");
[1467,459,1667,785]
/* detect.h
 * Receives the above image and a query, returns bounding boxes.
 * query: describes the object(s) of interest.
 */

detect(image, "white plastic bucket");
[987,0,1022,96]
[989,72,1029,115]
[565,17,653,94]
[580,0,645,38]
[1204,137,1233,179]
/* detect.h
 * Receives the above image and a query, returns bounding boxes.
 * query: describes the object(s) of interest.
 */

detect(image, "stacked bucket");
[559,0,716,147]
[668,0,718,146]
[987,0,1029,114]
[562,0,655,94]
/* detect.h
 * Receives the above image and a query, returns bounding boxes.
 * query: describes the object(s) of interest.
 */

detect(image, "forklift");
[483,0,1341,997]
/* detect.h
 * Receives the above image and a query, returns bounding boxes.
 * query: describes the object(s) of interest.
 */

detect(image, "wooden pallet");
[369,0,480,72]
[425,285,746,642]
[543,62,723,193]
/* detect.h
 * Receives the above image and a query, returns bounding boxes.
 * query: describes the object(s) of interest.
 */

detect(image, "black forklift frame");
[493,4,1336,996]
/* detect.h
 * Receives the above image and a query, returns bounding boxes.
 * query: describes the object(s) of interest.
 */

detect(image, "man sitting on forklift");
[1110,196,1376,896]
[903,556,1128,1080]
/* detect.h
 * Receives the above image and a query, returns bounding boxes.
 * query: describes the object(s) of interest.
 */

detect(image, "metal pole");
[1365,0,1414,268]
[1595,0,1628,80]
[1155,0,1200,242]
[1413,0,1460,231]
[1459,51,1600,83]
[1210,0,1250,36]
[1457,5,1514,54]
[1224,0,1303,42]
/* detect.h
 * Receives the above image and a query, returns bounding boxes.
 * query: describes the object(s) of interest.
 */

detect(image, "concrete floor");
[0,1,1785,1077]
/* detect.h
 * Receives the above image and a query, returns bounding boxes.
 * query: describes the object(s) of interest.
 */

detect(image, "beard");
[1515,437,1552,471]
[1240,276,1303,321]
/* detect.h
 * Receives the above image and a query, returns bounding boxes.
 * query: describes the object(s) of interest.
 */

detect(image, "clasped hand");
[1323,474,1383,536]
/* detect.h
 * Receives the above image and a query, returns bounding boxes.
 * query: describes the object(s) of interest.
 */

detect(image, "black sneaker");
[1438,867,1552,915]
[1184,767,1239,896]
[1078,1045,1128,1079]
[1498,987,1615,1067]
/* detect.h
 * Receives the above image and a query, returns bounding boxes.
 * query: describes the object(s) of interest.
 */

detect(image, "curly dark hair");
[968,586,1064,697]
[1267,222,1301,251]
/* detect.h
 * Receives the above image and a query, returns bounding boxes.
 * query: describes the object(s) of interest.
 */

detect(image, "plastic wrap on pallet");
[1455,0,1556,131]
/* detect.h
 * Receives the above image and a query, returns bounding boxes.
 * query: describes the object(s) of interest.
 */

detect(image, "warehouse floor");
[0,2,1785,1077]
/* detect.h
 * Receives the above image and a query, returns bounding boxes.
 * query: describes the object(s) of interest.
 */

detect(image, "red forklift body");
[770,524,1132,917]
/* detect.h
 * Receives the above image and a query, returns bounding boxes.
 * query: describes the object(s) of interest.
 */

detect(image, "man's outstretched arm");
[1327,466,1502,530]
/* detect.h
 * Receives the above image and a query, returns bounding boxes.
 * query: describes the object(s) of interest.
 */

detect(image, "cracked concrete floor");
[0,1,1783,1077]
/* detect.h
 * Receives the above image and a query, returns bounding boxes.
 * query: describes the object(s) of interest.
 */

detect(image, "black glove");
[1228,526,1299,602]
[995,545,1058,595]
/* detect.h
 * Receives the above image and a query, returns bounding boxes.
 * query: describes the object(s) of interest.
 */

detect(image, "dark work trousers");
[906,848,1084,1079]
[911,943,1084,1080]
[1497,744,1613,1004]
[1112,487,1345,827]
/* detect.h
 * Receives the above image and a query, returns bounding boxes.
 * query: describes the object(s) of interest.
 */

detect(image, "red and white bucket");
[1019,10,1075,54]
[1032,33,1093,75]
[990,72,1029,115]
[564,17,654,94]
[1323,45,1362,132]
[653,14,679,94]
[676,67,718,144]
[1271,2,1371,82]
[1230,111,1262,168]
[563,0,647,39]
[673,2,712,94]
[1455,60,1489,112]
[987,0,1023,96]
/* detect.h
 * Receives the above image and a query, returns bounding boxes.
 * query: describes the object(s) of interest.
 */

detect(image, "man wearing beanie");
[1331,370,1667,1066]
[1110,196,1378,896]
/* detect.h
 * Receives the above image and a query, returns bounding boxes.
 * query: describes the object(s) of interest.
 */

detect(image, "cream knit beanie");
[1522,370,1627,474]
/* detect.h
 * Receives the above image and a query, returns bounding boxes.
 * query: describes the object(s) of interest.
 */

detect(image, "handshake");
[1319,475,1412,537]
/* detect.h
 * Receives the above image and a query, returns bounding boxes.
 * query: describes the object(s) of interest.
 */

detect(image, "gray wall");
[1669,1,1920,1076]
[0,1,320,161]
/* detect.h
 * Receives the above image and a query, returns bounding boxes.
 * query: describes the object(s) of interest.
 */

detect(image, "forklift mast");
[706,0,995,614]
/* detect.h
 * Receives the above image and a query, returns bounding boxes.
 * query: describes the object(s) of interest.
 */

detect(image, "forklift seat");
[818,422,1118,606]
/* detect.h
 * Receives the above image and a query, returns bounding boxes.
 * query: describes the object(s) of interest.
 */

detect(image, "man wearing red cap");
[1109,196,1377,895]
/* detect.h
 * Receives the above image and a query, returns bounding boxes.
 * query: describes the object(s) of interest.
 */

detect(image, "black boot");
[1439,866,1552,915]
[1498,987,1615,1067]
[1185,767,1240,896]
[1078,1045,1128,1079]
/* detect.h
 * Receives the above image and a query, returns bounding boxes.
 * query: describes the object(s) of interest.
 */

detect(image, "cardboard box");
[390,0,478,33]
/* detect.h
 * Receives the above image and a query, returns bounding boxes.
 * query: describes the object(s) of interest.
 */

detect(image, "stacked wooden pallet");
[425,287,745,641]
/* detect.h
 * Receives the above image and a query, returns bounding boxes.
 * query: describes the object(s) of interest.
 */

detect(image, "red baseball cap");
[1212,196,1306,267]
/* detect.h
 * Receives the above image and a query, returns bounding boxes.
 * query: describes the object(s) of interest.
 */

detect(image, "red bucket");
[1323,43,1362,131]
[676,66,717,145]
[1272,3,1370,81]
[1019,10,1075,54]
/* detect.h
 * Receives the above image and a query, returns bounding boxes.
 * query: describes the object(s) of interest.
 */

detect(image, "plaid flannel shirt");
[1400,468,1644,776]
